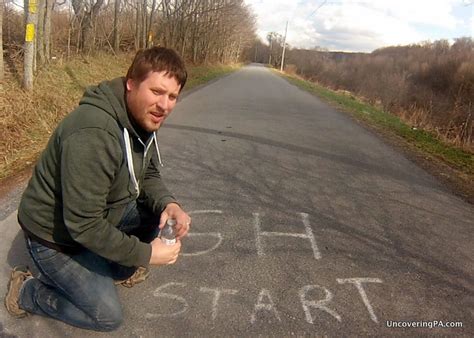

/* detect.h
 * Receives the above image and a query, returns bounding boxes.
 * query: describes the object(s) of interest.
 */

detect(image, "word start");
[147,210,383,325]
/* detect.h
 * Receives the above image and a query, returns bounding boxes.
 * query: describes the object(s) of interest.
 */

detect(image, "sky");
[243,0,474,52]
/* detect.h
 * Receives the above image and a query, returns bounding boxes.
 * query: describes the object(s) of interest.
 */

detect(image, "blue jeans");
[18,201,160,331]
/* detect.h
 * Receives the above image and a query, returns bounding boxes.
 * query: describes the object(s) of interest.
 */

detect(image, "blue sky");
[244,0,473,52]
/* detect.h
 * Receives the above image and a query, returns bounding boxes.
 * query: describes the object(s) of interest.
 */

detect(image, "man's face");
[126,71,181,133]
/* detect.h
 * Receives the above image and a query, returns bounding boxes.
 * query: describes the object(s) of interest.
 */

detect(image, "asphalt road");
[1,64,472,337]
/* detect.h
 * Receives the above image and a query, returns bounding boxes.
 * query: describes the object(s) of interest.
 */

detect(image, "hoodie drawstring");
[153,132,164,167]
[123,128,164,197]
[123,128,140,196]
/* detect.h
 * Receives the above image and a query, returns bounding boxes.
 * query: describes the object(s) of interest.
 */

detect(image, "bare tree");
[5,0,257,65]
[266,32,283,67]
[284,38,474,148]
[267,32,274,65]
[146,0,157,47]
[34,0,54,66]
[113,0,120,52]
[0,0,4,81]
[129,0,148,49]
[133,0,142,49]
[130,0,159,50]
[44,0,54,62]
[72,0,105,53]
[140,0,146,48]
[36,0,45,65]
[153,0,254,63]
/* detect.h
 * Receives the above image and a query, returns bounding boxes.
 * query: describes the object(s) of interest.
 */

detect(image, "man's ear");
[126,78,134,92]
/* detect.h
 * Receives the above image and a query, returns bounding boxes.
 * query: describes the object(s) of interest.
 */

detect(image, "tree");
[72,0,105,53]
[23,0,38,90]
[113,0,120,52]
[133,0,141,50]
[146,0,157,47]
[267,32,282,67]
[43,0,54,62]
[0,0,4,81]
[36,0,45,65]
[4,0,257,65]
[36,0,55,65]
[133,0,144,50]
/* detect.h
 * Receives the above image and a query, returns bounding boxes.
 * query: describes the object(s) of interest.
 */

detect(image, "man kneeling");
[5,47,191,331]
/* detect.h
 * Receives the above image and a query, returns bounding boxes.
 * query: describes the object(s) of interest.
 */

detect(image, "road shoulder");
[277,72,473,204]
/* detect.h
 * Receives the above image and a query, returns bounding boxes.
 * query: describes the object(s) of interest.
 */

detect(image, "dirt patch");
[0,165,33,200]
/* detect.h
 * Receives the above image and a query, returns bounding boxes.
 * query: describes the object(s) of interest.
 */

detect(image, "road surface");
[1,64,472,336]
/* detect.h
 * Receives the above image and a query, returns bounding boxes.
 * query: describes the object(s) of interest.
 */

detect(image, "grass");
[0,53,241,180]
[186,63,241,88]
[278,71,473,176]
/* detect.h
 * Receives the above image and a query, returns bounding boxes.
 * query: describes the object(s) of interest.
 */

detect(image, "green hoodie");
[18,77,178,267]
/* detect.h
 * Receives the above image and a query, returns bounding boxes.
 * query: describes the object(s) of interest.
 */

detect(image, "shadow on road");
[164,123,442,193]
[162,125,473,300]
[6,231,34,273]
[0,321,18,338]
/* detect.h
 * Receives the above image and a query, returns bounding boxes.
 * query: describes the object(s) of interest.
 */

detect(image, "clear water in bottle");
[161,219,176,245]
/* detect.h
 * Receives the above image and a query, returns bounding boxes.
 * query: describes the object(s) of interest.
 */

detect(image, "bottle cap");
[166,218,177,226]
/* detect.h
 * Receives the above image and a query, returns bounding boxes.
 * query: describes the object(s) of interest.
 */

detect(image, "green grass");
[186,64,240,89]
[280,72,473,175]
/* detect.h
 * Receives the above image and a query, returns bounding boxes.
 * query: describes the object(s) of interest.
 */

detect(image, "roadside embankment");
[0,53,240,181]
[277,70,473,203]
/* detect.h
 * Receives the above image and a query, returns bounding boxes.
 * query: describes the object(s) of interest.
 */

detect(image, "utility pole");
[277,0,328,72]
[280,20,288,72]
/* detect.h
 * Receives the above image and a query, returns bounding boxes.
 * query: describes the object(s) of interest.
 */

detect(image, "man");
[4,47,191,331]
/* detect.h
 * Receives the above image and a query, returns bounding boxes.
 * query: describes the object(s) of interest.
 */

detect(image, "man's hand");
[149,237,181,265]
[158,203,191,240]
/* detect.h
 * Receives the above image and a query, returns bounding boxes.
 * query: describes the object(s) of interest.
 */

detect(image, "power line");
[280,0,329,71]
[306,0,328,19]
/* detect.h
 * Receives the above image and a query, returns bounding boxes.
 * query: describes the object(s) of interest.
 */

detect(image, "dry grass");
[280,71,473,175]
[285,39,474,151]
[0,53,239,180]
[397,107,473,153]
[0,53,131,180]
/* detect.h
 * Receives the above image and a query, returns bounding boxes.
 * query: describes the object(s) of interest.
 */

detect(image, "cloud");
[244,0,470,52]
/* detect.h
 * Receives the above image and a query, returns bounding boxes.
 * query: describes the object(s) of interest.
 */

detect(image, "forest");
[0,0,256,87]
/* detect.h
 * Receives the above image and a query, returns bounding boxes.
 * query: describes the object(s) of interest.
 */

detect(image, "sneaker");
[4,266,32,318]
[114,267,150,288]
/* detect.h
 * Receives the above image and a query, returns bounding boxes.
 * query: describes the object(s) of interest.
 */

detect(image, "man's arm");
[61,129,151,267]
[141,153,191,239]
[140,152,178,213]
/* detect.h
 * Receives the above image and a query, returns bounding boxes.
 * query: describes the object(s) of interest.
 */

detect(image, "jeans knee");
[95,302,123,331]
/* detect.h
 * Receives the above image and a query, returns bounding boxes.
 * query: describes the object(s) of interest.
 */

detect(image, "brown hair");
[126,47,187,91]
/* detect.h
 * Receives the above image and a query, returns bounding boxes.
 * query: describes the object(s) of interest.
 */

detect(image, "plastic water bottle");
[161,219,176,245]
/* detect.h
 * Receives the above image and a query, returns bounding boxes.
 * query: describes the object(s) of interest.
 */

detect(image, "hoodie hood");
[79,77,164,197]
[79,77,141,139]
